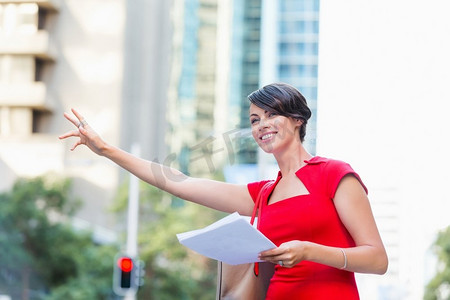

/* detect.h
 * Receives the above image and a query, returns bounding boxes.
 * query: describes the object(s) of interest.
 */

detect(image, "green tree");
[0,177,118,299]
[113,180,225,300]
[425,226,450,300]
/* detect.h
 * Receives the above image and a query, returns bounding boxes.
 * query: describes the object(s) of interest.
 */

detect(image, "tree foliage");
[0,177,118,299]
[425,226,450,300]
[0,174,226,299]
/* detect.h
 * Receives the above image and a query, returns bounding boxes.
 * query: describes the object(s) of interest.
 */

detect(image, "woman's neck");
[274,144,312,175]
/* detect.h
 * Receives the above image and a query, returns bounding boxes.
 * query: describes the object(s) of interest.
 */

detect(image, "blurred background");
[1,0,449,299]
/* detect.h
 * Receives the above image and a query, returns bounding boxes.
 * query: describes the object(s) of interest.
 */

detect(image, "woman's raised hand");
[59,108,106,155]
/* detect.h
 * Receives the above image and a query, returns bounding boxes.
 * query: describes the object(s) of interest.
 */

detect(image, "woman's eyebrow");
[249,111,268,117]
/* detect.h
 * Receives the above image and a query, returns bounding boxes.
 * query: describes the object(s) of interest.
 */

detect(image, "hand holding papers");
[176,212,276,265]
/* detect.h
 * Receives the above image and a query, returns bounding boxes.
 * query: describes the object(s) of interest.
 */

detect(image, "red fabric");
[247,156,367,299]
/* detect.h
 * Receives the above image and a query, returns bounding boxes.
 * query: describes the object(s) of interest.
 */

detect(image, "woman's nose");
[258,117,269,130]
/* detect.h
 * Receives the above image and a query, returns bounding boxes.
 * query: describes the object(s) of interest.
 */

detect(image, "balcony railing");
[0,30,56,61]
[0,82,53,110]
[0,0,60,12]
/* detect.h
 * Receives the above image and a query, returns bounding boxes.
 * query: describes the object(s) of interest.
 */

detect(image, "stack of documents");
[176,212,276,265]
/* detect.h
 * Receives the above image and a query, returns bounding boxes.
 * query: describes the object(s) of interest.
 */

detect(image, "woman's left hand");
[259,240,309,268]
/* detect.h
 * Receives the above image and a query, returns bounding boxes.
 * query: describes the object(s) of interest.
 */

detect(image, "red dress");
[247,157,367,300]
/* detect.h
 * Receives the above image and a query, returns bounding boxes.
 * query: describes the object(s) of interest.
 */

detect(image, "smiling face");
[247,83,312,144]
[249,104,302,154]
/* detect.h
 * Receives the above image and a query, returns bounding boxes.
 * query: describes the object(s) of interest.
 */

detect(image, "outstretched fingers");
[59,108,89,150]
[60,109,105,155]
[63,111,79,128]
[58,129,80,140]
[71,108,88,127]
[70,139,83,151]
[62,108,88,128]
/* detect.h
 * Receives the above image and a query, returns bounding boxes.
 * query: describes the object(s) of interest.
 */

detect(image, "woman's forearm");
[101,143,188,191]
[304,242,388,274]
[99,143,254,214]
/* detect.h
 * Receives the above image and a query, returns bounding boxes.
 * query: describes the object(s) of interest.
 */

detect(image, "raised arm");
[59,109,254,215]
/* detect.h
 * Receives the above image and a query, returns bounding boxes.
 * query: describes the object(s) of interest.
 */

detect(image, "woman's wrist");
[339,248,347,269]
[302,241,314,261]
[301,242,348,270]
[98,142,114,157]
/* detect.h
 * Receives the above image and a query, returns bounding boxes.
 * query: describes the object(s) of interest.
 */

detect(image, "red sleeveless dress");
[248,157,367,300]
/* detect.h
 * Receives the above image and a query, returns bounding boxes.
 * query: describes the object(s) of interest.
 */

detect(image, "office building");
[260,0,320,156]
[223,0,320,182]
[0,0,172,242]
[0,0,60,189]
[230,0,262,165]
[167,0,236,177]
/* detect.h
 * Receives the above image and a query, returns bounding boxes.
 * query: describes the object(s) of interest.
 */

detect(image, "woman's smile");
[260,132,276,142]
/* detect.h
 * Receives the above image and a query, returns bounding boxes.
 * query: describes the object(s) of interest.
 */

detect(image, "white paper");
[176,212,276,265]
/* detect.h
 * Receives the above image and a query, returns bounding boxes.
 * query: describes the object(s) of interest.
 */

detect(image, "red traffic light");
[113,255,142,295]
[117,257,133,272]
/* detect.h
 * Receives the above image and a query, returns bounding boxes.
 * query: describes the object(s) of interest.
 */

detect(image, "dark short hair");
[247,82,312,142]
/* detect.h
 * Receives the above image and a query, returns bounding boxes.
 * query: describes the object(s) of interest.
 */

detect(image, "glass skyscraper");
[230,0,262,164]
[278,0,320,154]
[260,0,320,156]
[168,0,320,178]
[234,0,320,167]
[167,0,226,177]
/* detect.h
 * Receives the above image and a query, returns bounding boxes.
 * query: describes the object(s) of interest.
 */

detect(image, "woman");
[59,82,388,299]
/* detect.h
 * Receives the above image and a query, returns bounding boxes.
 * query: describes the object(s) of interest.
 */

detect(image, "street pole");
[125,143,140,300]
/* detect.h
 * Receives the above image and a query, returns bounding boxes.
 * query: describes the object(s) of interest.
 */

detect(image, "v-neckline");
[266,165,311,205]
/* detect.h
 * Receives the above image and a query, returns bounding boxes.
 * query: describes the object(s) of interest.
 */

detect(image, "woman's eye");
[268,112,277,117]
[250,118,259,125]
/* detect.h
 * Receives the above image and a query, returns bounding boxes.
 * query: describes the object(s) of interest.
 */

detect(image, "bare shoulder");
[336,174,367,197]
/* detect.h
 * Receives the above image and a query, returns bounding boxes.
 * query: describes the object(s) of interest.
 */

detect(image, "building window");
[32,109,51,133]
[280,0,320,13]
[297,85,317,100]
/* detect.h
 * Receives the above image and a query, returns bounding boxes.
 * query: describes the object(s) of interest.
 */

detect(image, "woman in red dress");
[60,82,388,298]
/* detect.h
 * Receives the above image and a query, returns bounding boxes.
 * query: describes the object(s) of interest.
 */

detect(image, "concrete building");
[0,0,60,188]
[0,0,172,243]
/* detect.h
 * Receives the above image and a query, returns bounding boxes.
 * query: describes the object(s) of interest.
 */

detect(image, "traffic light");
[113,255,137,296]
[118,256,133,288]
[113,254,145,296]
